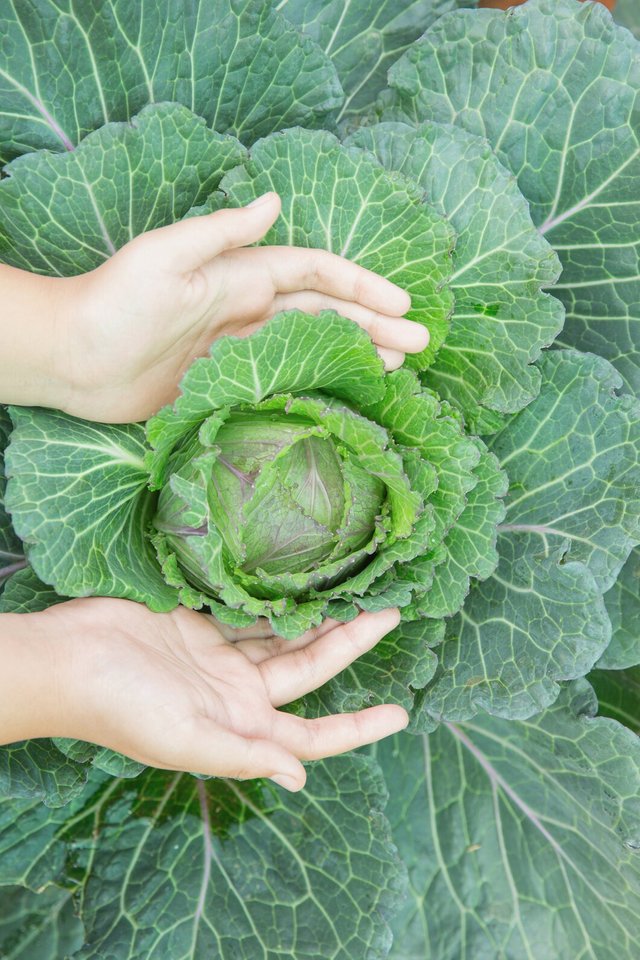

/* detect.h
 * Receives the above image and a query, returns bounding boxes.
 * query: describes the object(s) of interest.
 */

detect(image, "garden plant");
[0,0,639,957]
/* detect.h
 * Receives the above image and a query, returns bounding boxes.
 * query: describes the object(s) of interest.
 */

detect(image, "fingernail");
[270,773,301,791]
[419,325,429,345]
[373,608,401,632]
[246,192,275,208]
[410,321,429,348]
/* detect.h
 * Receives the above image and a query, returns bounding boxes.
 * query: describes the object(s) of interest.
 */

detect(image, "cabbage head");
[144,310,506,638]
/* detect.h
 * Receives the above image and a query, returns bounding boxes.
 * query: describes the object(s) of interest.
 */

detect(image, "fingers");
[263,246,412,316]
[179,719,307,791]
[272,290,429,354]
[260,609,401,707]
[156,609,406,793]
[207,617,277,643]
[180,702,408,792]
[207,616,340,653]
[377,347,406,371]
[133,193,281,273]
[235,618,346,664]
[272,704,409,760]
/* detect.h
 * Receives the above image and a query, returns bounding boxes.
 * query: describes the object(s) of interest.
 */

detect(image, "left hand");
[56,192,425,422]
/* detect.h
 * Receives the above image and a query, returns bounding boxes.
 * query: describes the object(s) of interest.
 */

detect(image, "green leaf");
[416,532,610,724]
[346,121,564,432]
[492,350,640,593]
[616,0,640,40]
[590,666,640,734]
[219,126,455,368]
[416,349,640,722]
[0,566,64,614]
[0,773,110,891]
[301,619,441,718]
[413,446,507,619]
[375,681,640,960]
[0,406,25,593]
[361,369,481,542]
[0,739,88,810]
[383,0,640,394]
[0,759,405,960]
[0,102,246,276]
[0,885,84,960]
[4,407,176,610]
[52,740,145,781]
[279,0,474,124]
[596,546,640,670]
[0,0,342,161]
[146,310,387,486]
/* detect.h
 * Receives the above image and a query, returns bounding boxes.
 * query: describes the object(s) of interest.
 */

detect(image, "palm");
[59,599,407,791]
[102,246,280,378]
[126,620,288,742]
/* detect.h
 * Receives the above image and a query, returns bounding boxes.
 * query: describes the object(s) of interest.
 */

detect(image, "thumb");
[138,192,281,273]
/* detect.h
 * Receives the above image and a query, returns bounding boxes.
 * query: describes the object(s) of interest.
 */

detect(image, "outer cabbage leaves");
[381,0,640,395]
[0,565,63,614]
[596,546,640,670]
[0,737,88,811]
[5,409,176,610]
[414,349,640,724]
[278,0,474,124]
[590,666,640,734]
[298,619,443,720]
[0,103,246,275]
[615,0,640,40]
[220,126,455,367]
[0,885,84,960]
[0,406,25,593]
[346,120,563,433]
[0,0,342,161]
[0,759,405,960]
[375,681,640,960]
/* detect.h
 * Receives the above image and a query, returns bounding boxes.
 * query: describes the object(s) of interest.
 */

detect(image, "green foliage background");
[0,1,639,958]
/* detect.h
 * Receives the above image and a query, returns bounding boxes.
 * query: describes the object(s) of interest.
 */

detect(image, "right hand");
[44,599,409,792]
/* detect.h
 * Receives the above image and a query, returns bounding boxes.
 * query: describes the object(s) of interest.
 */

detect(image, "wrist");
[0,265,83,413]
[33,598,134,749]
[0,607,78,744]
[47,267,132,423]
[48,273,90,415]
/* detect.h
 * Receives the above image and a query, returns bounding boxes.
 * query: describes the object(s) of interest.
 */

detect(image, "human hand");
[45,599,408,791]
[58,192,426,422]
